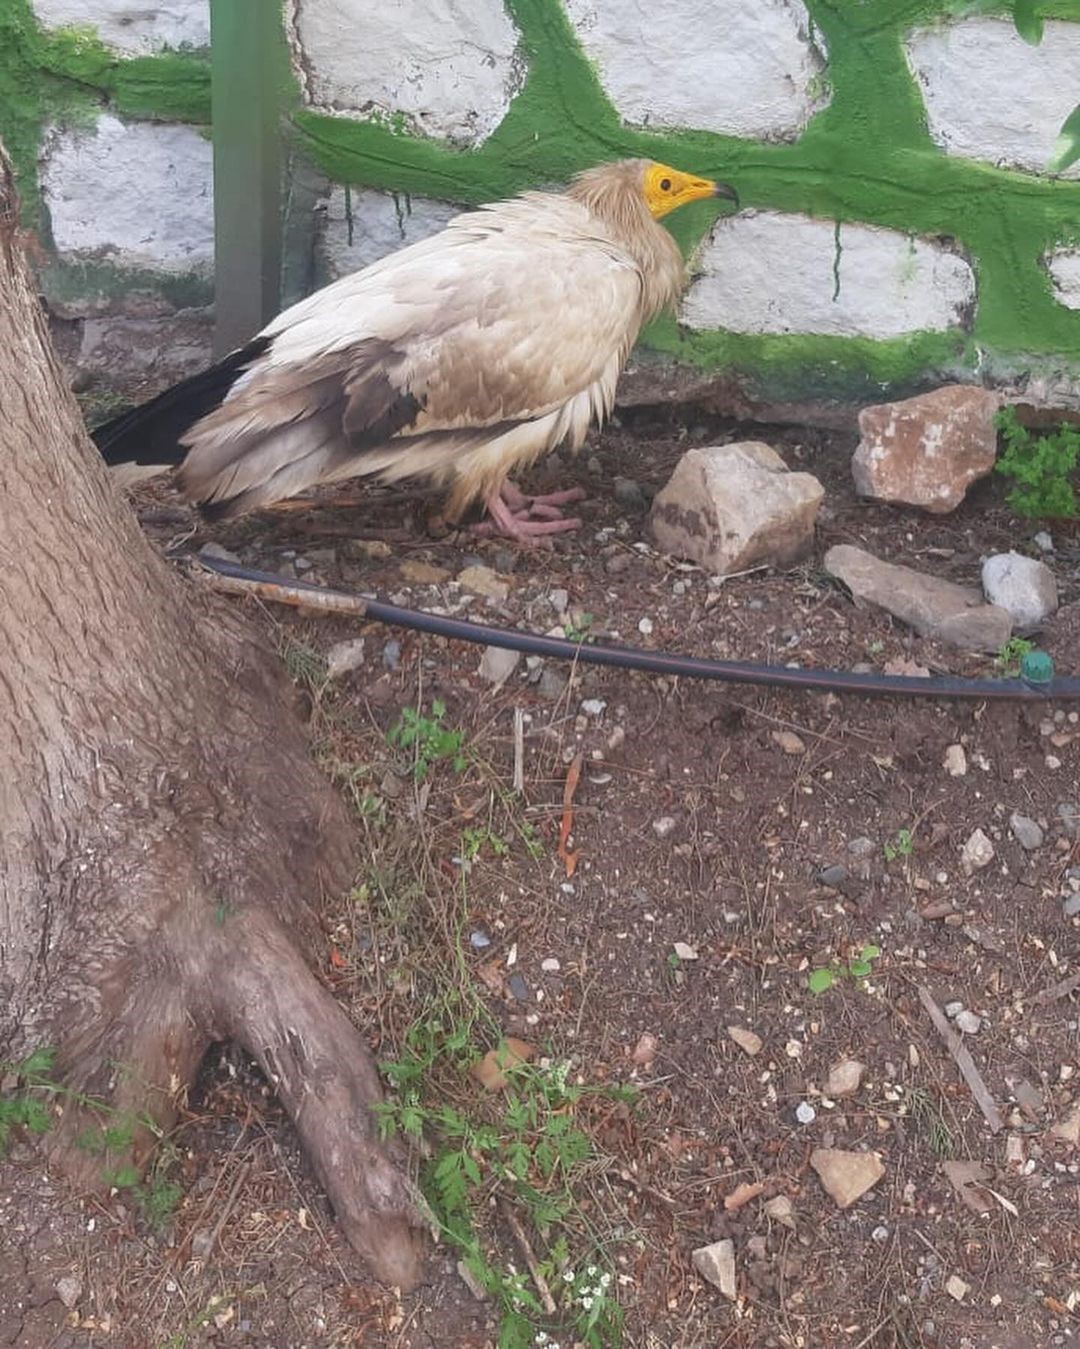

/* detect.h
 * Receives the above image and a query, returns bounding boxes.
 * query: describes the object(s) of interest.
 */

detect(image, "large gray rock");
[981,551,1058,632]
[650,442,824,575]
[852,385,1001,513]
[825,545,1013,653]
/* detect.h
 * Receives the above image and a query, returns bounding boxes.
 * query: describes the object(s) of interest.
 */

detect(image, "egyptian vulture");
[94,159,737,541]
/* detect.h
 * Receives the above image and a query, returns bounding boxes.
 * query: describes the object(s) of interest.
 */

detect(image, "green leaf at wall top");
[1049,104,1080,173]
[1011,0,1044,43]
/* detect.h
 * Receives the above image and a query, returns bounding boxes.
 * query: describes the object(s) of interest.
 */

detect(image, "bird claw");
[468,480,586,543]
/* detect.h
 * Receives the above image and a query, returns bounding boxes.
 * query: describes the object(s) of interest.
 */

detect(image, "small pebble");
[469,930,492,950]
[652,816,677,838]
[817,864,849,889]
[955,1010,982,1034]
[942,744,967,777]
[382,639,401,671]
[541,957,561,973]
[580,698,607,717]
[1064,893,1080,918]
[1009,811,1044,851]
[507,972,530,1002]
[944,1001,964,1019]
[795,1101,816,1125]
[638,616,654,636]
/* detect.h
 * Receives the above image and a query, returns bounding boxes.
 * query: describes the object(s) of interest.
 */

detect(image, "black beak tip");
[714,182,739,209]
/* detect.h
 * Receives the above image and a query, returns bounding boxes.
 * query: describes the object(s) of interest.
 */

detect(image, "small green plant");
[883,828,914,862]
[906,1087,955,1159]
[387,698,467,780]
[376,1006,631,1347]
[995,406,1080,519]
[281,636,329,691]
[1,1048,183,1228]
[461,826,510,862]
[562,612,595,644]
[808,943,882,995]
[0,1046,57,1151]
[994,635,1035,675]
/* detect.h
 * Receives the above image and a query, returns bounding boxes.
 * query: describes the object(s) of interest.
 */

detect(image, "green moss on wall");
[3,0,1080,404]
[0,0,208,227]
[290,0,1080,403]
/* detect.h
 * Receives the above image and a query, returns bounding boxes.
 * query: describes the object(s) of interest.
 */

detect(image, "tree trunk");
[0,151,422,1290]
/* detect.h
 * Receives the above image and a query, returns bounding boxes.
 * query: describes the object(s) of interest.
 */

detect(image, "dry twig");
[918,986,1003,1134]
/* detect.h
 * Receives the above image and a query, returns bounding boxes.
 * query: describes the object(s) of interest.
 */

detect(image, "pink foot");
[469,480,586,543]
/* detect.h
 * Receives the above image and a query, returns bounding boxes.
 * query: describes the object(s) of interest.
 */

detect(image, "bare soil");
[2,400,1079,1349]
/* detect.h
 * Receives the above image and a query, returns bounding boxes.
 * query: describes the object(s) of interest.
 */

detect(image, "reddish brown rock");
[852,385,1002,513]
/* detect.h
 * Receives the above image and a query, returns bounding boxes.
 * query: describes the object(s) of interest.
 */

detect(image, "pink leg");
[469,479,586,543]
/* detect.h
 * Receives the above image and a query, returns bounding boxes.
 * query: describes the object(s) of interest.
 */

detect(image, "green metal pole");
[209,0,284,356]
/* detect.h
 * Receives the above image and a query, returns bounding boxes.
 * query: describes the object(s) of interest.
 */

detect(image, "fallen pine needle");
[918,986,1003,1134]
[557,753,583,877]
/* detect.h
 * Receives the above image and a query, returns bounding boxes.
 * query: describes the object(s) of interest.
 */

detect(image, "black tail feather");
[92,335,273,468]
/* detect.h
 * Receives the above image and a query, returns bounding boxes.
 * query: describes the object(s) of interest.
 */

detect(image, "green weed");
[0,1046,56,1151]
[808,943,882,995]
[995,406,1080,519]
[994,635,1035,676]
[883,828,914,863]
[387,698,467,780]
[376,1001,631,1347]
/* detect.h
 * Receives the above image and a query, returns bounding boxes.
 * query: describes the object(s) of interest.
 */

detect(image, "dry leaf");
[942,1160,992,1215]
[476,959,507,996]
[727,1026,763,1057]
[723,1181,765,1212]
[631,1032,658,1067]
[470,1038,534,1091]
[557,753,583,876]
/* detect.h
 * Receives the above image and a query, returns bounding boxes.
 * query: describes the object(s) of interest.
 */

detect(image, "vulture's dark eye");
[660,177,672,191]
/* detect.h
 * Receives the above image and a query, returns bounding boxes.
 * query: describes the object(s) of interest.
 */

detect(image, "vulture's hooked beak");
[713,181,740,210]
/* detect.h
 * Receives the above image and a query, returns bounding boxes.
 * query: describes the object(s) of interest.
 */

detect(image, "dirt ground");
[2,395,1079,1349]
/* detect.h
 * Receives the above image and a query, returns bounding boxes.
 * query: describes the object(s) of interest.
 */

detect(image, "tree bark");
[0,150,422,1289]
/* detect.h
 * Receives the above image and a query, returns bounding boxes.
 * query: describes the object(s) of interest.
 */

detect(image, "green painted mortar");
[2,0,1080,407]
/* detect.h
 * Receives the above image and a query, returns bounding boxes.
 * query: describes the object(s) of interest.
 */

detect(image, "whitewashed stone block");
[680,210,975,339]
[564,0,826,139]
[906,19,1080,179]
[289,0,524,147]
[319,187,458,281]
[41,115,213,273]
[31,0,209,53]
[1047,249,1080,310]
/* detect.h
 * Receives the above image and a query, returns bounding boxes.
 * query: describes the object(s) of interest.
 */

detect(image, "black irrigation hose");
[194,554,1080,702]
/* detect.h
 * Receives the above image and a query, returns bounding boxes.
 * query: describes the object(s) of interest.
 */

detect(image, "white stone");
[955,1010,982,1035]
[943,744,968,777]
[318,187,458,281]
[326,638,366,680]
[1047,250,1080,309]
[691,1238,737,1299]
[41,115,213,273]
[478,645,521,687]
[981,551,1059,632]
[961,827,995,875]
[681,211,975,339]
[564,0,826,140]
[906,19,1080,179]
[290,0,523,147]
[32,0,208,54]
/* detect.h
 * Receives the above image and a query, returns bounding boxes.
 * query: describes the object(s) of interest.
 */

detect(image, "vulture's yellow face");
[643,161,738,219]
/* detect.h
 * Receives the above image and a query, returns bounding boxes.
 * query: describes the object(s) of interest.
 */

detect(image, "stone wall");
[3,0,1080,411]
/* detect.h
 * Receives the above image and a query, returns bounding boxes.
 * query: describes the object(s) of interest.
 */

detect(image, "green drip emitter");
[1020,649,1054,686]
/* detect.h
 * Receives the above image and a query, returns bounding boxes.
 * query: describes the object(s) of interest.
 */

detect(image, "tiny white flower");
[600,1272,611,1288]
[562,1270,575,1283]
[581,1295,593,1310]
[586,1265,597,1277]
